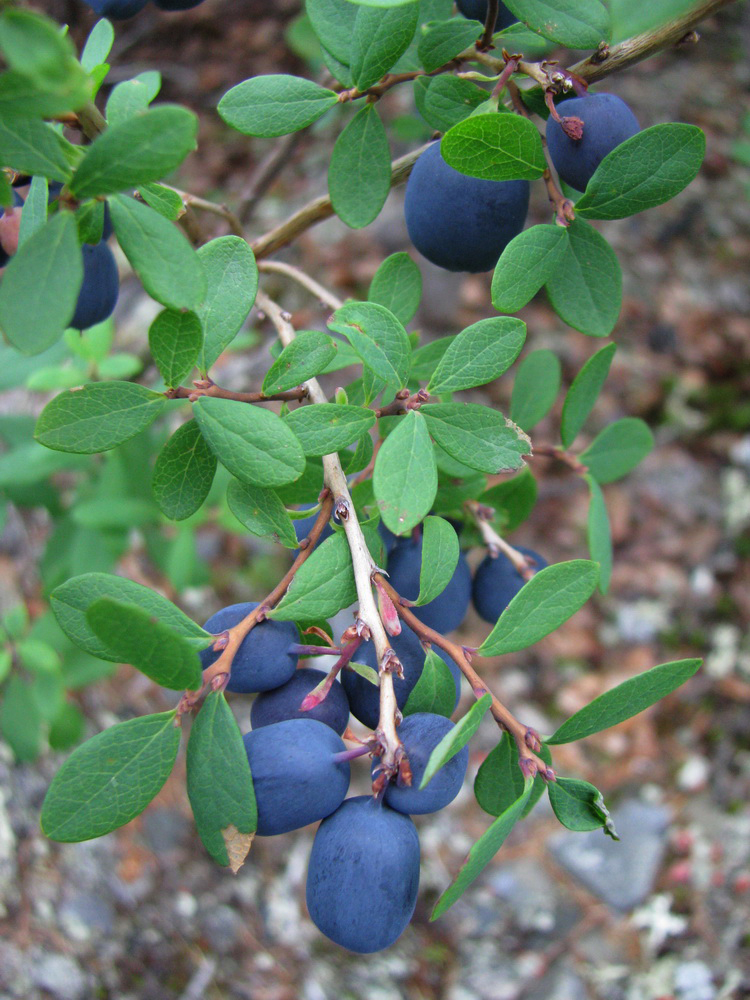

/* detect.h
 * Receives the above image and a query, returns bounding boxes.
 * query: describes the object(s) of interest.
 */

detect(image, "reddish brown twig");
[531,444,589,474]
[165,378,308,405]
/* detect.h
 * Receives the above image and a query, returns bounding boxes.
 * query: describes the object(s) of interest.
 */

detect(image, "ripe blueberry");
[250,667,351,734]
[69,241,119,331]
[472,546,548,623]
[386,534,472,634]
[199,602,299,693]
[456,0,516,30]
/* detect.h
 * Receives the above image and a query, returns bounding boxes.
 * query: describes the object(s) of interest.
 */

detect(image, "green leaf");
[428,317,525,394]
[368,252,422,325]
[413,74,487,132]
[479,560,599,656]
[0,8,81,86]
[71,106,198,198]
[479,467,537,532]
[226,478,299,548]
[328,301,411,388]
[580,417,654,484]
[1,674,43,762]
[0,114,74,182]
[80,19,115,73]
[548,778,619,838]
[474,733,551,818]
[342,431,374,474]
[575,123,705,220]
[41,711,181,842]
[402,648,457,717]
[218,74,338,137]
[86,597,203,690]
[420,693,492,789]
[545,219,622,338]
[510,349,561,432]
[270,532,356,622]
[560,342,616,448]
[415,515,459,605]
[586,475,612,594]
[410,335,453,381]
[109,194,206,311]
[72,498,159,530]
[491,224,569,313]
[431,780,532,919]
[284,404,376,457]
[17,174,48,247]
[0,212,83,355]
[187,691,257,867]
[197,236,258,372]
[373,410,437,535]
[35,381,167,454]
[75,199,106,245]
[148,308,203,387]
[351,2,419,91]
[137,181,183,221]
[105,71,162,125]
[548,658,701,745]
[421,402,530,474]
[329,105,391,229]
[262,331,338,394]
[193,395,306,488]
[48,701,86,751]
[441,113,546,181]
[307,0,359,64]
[418,18,482,73]
[347,0,423,7]
[152,419,217,521]
[503,0,610,48]
[51,572,210,661]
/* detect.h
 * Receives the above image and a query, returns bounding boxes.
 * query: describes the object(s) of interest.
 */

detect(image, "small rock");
[674,960,716,1000]
[676,755,710,792]
[200,903,243,954]
[31,953,88,1000]
[59,890,115,942]
[141,807,190,853]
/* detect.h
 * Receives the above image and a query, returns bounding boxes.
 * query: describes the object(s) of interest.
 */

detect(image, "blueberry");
[250,667,351,734]
[386,534,471,633]
[69,241,119,331]
[456,0,516,30]
[153,0,206,9]
[472,546,548,623]
[200,602,299,693]
[83,0,149,19]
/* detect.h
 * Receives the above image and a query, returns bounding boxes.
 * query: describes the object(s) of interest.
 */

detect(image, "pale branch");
[76,101,107,141]
[254,289,402,771]
[258,259,344,311]
[163,186,245,238]
[165,379,308,405]
[465,499,538,580]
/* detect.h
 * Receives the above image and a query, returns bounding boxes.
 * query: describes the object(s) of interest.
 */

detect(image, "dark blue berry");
[250,667,351,734]
[472,546,548,623]
[200,602,299,693]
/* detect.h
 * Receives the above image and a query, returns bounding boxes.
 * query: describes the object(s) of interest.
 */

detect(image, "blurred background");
[1,1,749,997]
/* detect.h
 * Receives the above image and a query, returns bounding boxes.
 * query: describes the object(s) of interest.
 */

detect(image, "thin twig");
[465,499,538,579]
[165,186,244,237]
[531,444,588,474]
[258,259,344,311]
[478,0,500,51]
[165,378,308,405]
[240,132,304,224]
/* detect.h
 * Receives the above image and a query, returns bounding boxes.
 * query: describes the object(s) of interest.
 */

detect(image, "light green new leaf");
[510,349,561,431]
[586,475,612,594]
[575,124,705,220]
[368,252,422,325]
[503,0,610,48]
[474,733,551,819]
[403,648,457,718]
[479,467,537,533]
[226,478,299,548]
[491,224,569,314]
[545,218,621,338]
[0,212,83,355]
[328,301,411,388]
[187,691,257,867]
[560,342,616,448]
[548,658,701,744]
[41,711,181,842]
[152,420,217,521]
[105,71,161,125]
[262,331,338,394]
[421,403,531,474]
[415,515,459,605]
[1,675,42,762]
[414,75,487,132]
[148,309,202,387]
[373,410,437,535]
[420,693,492,788]
[347,0,423,7]
[109,194,206,311]
[479,560,599,656]
[218,74,338,137]
[548,778,618,838]
[194,395,306,488]
[35,381,167,454]
[442,113,546,181]
[0,114,74,182]
[351,2,419,91]
[580,417,654,484]
[428,317,526,393]
[197,236,258,371]
[80,18,115,73]
[329,105,391,229]
[17,175,48,247]
[418,18,482,74]
[270,532,357,621]
[284,404,376,457]
[137,181,183,221]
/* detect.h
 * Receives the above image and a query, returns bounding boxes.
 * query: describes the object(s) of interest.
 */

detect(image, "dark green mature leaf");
[109,194,206,311]
[86,597,203,690]
[137,181,183,221]
[491,224,568,313]
[152,420,217,521]
[418,18,482,73]
[416,516,459,605]
[586,475,612,594]
[442,113,546,181]
[41,711,180,842]
[284,404,376,456]
[351,2,419,91]
[342,431,374,474]
[262,331,338,394]
[329,301,411,388]
[197,237,258,372]
[368,253,422,326]
[413,74,487,132]
[373,410,437,535]
[474,733,551,818]
[306,0,358,64]
[329,105,391,229]
[548,658,701,745]
[187,691,257,867]
[548,778,619,838]
[431,780,532,918]
[0,212,82,355]
[403,648,457,717]
[0,675,42,762]
[580,417,653,484]
[347,0,422,7]
[193,396,306,488]
[420,693,492,789]
[0,115,74,182]
[148,309,202,387]
[226,479,299,548]
[71,106,198,198]
[428,318,525,394]
[270,532,356,621]
[17,175,48,246]
[479,560,599,656]
[218,74,338,137]
[504,0,610,47]
[421,403,531,474]
[575,124,705,220]
[105,71,161,125]
[545,219,621,338]
[480,467,537,533]
[35,382,167,454]
[510,349,561,432]
[560,342,616,448]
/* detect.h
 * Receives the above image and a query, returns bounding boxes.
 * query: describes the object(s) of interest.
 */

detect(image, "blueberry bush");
[0,0,733,955]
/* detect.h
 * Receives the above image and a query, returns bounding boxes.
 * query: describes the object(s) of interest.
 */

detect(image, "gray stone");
[548,799,671,911]
[522,965,589,1000]
[59,890,115,942]
[674,961,716,1000]
[141,807,190,853]
[200,903,243,954]
[30,953,88,1000]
